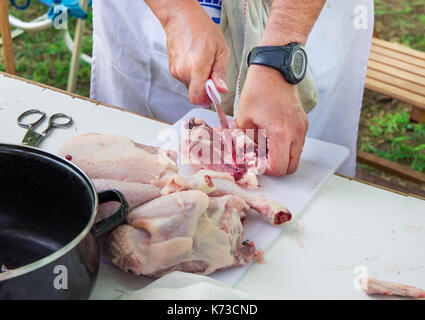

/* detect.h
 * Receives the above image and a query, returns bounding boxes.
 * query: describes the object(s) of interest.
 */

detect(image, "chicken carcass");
[161,170,292,226]
[183,118,266,189]
[59,133,178,187]
[59,132,290,278]
[107,191,260,276]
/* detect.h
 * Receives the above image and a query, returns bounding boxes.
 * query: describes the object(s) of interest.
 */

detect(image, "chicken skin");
[107,191,259,276]
[59,133,177,187]
[59,133,290,277]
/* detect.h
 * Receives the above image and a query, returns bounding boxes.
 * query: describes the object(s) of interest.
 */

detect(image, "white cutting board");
[150,108,349,286]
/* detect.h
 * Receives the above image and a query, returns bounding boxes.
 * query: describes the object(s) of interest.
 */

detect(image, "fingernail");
[219,78,228,91]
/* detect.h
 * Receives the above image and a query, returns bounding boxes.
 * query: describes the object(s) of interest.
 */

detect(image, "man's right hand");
[146,0,229,105]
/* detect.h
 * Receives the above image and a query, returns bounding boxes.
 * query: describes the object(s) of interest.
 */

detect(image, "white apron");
[90,0,374,177]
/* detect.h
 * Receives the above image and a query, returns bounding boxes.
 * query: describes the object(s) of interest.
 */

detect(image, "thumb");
[210,50,229,94]
[236,110,255,131]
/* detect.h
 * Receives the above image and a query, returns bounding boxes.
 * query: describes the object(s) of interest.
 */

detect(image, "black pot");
[0,144,128,300]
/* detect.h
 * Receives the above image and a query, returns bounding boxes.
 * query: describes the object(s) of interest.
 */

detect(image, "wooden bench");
[365,37,425,123]
[0,0,16,75]
[358,37,425,185]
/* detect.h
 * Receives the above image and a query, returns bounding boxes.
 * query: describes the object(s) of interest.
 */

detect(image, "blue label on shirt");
[199,0,222,24]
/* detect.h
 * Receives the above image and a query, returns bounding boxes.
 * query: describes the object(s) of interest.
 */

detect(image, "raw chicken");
[360,278,425,298]
[209,177,292,226]
[59,132,291,278]
[161,170,292,226]
[135,143,177,163]
[160,170,226,196]
[107,191,259,276]
[93,179,160,221]
[126,190,209,240]
[183,118,266,189]
[59,133,178,187]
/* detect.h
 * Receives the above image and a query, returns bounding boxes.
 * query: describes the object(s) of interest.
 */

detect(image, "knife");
[205,79,236,165]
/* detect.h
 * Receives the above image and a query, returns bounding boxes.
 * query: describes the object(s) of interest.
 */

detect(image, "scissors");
[17,109,73,147]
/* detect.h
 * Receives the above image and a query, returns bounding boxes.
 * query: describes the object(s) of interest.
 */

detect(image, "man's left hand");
[236,65,309,176]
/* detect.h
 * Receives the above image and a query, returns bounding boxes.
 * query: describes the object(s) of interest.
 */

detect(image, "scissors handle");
[17,109,46,129]
[42,113,73,136]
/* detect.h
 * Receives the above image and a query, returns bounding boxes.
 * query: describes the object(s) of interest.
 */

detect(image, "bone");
[160,170,233,196]
[360,278,425,298]
[209,177,292,226]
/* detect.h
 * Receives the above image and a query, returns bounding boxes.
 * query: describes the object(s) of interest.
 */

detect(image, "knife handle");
[206,79,222,105]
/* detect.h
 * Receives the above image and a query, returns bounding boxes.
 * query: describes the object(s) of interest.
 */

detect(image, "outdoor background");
[1,0,425,194]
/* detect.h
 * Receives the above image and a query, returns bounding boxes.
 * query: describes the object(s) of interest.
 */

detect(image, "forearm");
[145,0,204,28]
[260,0,325,46]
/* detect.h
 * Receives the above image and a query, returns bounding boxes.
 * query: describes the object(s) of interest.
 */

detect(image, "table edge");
[0,71,171,125]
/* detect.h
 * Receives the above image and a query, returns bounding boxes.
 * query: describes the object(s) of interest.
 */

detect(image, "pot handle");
[91,190,129,237]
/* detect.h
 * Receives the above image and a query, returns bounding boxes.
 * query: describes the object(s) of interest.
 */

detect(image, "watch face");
[290,48,307,80]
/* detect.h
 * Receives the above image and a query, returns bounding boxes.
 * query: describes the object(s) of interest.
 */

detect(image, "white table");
[1,72,424,300]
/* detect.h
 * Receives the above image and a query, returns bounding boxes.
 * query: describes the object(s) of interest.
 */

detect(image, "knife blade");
[205,79,236,165]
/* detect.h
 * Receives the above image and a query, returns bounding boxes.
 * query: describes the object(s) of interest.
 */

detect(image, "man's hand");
[236,65,309,176]
[146,0,229,105]
[236,0,324,176]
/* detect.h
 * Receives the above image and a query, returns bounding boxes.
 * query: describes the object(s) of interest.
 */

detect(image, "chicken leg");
[160,170,291,226]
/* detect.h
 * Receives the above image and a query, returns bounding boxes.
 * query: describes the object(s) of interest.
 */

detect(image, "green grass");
[375,0,425,51]
[375,3,390,16]
[360,111,425,172]
[0,2,92,97]
[359,1,425,175]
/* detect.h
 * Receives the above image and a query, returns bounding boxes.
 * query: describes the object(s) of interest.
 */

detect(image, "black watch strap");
[247,43,307,85]
[247,46,288,72]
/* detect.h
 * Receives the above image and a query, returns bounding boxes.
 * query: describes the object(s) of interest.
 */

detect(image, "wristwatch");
[247,43,308,85]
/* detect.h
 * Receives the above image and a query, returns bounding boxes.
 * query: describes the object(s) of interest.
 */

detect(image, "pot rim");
[0,143,99,282]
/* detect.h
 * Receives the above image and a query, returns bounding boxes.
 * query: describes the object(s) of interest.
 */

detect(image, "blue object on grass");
[46,0,91,20]
[47,4,69,26]
[10,0,31,10]
[10,0,92,20]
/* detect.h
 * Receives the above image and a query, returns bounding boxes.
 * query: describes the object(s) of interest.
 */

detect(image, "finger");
[171,59,192,89]
[210,49,229,94]
[287,118,307,174]
[235,107,261,142]
[168,53,179,82]
[266,134,291,176]
[189,65,212,106]
[287,138,304,174]
[235,112,255,130]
